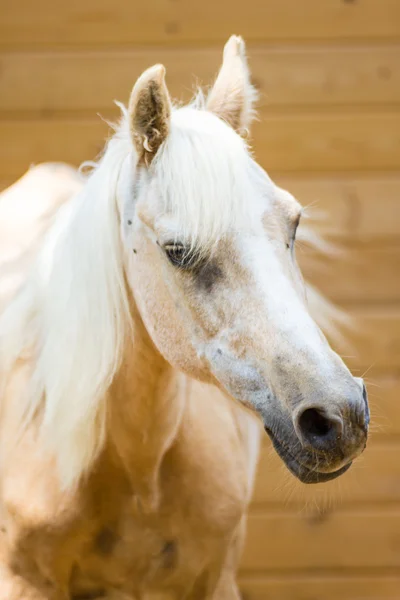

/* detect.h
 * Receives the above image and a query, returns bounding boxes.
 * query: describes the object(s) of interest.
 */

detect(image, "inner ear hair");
[129,64,172,166]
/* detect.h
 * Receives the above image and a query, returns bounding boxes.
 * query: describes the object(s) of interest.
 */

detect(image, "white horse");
[0,36,369,599]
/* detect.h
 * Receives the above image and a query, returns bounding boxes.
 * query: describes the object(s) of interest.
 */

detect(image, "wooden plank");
[314,309,400,373]
[1,0,399,48]
[299,243,400,304]
[239,576,400,600]
[253,112,400,173]
[252,441,400,508]
[365,376,400,437]
[0,119,108,180]
[342,308,400,372]
[1,112,400,180]
[1,45,400,113]
[241,509,400,570]
[277,175,400,242]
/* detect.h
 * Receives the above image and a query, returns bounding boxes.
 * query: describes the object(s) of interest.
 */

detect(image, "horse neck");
[108,297,186,513]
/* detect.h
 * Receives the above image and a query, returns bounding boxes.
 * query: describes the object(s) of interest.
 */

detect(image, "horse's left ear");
[206,35,257,136]
[128,64,172,166]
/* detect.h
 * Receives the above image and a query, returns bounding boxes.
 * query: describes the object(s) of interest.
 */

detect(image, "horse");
[0,36,369,599]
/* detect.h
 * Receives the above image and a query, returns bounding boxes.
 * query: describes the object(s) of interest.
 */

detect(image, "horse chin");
[264,426,353,484]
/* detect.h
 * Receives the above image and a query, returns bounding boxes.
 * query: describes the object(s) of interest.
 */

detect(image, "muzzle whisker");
[360,363,376,379]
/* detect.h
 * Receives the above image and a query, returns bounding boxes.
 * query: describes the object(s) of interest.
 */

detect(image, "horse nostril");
[299,408,332,437]
[297,407,342,451]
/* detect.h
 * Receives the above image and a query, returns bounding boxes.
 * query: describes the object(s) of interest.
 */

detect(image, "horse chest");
[1,390,250,597]
[73,482,242,598]
[72,441,247,597]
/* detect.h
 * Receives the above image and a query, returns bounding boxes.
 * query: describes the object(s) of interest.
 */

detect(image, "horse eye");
[293,214,301,239]
[287,215,301,249]
[164,244,192,268]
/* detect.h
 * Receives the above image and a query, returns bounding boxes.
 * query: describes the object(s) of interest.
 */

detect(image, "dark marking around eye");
[194,260,223,293]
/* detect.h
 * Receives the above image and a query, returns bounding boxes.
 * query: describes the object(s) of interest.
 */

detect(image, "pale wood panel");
[315,309,400,374]
[252,441,400,508]
[254,112,400,173]
[0,119,108,180]
[1,45,400,113]
[241,510,400,570]
[343,308,400,372]
[299,243,400,304]
[365,376,400,437]
[1,113,400,180]
[1,0,399,48]
[238,576,400,600]
[277,175,400,241]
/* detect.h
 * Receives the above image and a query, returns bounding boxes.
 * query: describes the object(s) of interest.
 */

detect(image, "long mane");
[0,118,133,488]
[0,104,343,489]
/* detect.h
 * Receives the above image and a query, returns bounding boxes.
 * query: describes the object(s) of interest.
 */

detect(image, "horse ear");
[206,35,257,136]
[128,64,172,166]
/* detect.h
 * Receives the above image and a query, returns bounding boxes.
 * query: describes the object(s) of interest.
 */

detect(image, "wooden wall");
[1,1,400,597]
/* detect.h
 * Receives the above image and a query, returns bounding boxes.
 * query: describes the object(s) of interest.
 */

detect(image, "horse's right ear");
[128,64,172,166]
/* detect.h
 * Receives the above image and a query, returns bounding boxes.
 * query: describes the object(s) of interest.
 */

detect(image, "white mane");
[0,115,133,487]
[0,103,341,489]
[155,106,253,253]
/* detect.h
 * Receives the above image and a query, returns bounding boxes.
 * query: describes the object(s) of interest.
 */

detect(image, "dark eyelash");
[164,244,196,269]
[287,215,301,250]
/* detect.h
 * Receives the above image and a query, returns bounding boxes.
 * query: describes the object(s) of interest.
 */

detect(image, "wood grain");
[278,175,400,242]
[254,112,400,172]
[299,243,400,304]
[1,45,399,112]
[241,509,400,570]
[1,0,399,48]
[342,308,400,372]
[0,119,108,180]
[238,576,400,600]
